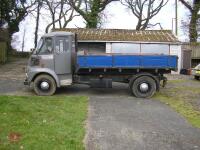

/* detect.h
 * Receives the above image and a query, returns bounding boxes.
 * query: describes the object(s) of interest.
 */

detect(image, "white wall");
[106,43,112,53]
[107,43,170,55]
[170,44,182,74]
[106,42,182,74]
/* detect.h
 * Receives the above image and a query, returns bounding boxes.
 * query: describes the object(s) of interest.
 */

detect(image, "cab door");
[54,36,71,74]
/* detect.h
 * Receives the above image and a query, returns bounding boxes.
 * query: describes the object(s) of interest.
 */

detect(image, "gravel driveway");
[86,95,200,150]
[0,58,30,95]
[1,58,200,150]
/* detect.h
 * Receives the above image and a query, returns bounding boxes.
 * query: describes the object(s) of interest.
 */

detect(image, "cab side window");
[55,37,69,53]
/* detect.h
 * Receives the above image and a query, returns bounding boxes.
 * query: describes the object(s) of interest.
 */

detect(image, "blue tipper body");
[77,55,178,70]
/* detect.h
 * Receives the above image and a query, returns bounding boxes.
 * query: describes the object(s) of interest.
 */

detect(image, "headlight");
[30,57,40,66]
[191,69,197,75]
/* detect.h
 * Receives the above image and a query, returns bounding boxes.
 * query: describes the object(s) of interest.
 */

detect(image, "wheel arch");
[129,72,160,91]
[31,71,60,87]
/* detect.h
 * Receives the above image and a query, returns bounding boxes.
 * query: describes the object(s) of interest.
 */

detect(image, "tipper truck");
[24,31,178,98]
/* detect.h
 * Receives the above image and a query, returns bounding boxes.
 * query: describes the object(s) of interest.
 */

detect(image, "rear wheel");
[33,74,56,96]
[130,76,156,98]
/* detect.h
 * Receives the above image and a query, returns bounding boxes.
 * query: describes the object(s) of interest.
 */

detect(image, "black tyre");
[130,76,156,98]
[33,74,56,96]
[194,76,200,80]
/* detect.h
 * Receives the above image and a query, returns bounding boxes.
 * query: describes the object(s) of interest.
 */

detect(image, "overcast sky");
[12,1,189,52]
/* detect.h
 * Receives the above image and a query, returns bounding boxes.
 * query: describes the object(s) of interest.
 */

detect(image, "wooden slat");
[0,42,7,63]
[182,43,200,59]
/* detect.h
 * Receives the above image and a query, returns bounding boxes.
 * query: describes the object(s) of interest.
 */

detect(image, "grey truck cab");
[24,32,76,96]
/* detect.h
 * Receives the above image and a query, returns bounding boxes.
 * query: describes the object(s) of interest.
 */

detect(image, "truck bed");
[77,55,178,70]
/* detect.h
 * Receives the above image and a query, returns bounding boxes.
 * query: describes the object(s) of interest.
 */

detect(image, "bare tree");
[34,0,42,48]
[67,0,118,28]
[179,0,200,42]
[122,0,168,30]
[147,23,163,29]
[43,0,78,33]
[43,0,59,30]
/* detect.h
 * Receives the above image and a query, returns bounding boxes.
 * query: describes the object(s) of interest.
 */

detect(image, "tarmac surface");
[86,95,200,150]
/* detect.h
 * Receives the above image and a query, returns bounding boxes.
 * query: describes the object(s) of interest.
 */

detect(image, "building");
[182,43,200,67]
[55,28,182,73]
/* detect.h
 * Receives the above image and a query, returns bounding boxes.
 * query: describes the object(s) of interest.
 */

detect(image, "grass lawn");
[154,80,200,128]
[0,96,88,150]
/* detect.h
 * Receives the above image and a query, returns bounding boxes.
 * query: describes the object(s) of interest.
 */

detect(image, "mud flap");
[161,77,167,88]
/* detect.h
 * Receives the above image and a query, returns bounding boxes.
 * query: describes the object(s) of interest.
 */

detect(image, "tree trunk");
[86,19,98,28]
[189,12,198,42]
[52,15,55,30]
[85,12,99,28]
[34,1,41,48]
[189,5,199,42]
[136,20,142,30]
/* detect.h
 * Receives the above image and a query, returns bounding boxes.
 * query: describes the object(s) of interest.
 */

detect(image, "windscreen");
[34,37,53,55]
[33,38,43,54]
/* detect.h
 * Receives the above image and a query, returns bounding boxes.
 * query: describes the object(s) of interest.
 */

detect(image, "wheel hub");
[40,81,50,90]
[139,83,149,92]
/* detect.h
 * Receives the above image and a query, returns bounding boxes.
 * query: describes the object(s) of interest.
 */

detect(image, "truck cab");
[24,32,76,96]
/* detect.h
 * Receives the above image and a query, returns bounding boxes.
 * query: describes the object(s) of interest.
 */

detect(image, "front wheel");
[33,74,56,96]
[130,76,156,98]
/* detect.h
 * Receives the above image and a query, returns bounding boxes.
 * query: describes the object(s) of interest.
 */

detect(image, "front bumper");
[24,78,29,85]
[24,73,30,85]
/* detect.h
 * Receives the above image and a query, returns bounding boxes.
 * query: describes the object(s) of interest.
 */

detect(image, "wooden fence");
[182,43,200,67]
[0,42,7,64]
[182,43,200,59]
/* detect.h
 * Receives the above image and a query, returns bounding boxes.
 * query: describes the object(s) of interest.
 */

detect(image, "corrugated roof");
[54,28,179,43]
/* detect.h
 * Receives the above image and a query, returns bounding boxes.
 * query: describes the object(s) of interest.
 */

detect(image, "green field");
[0,96,88,150]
